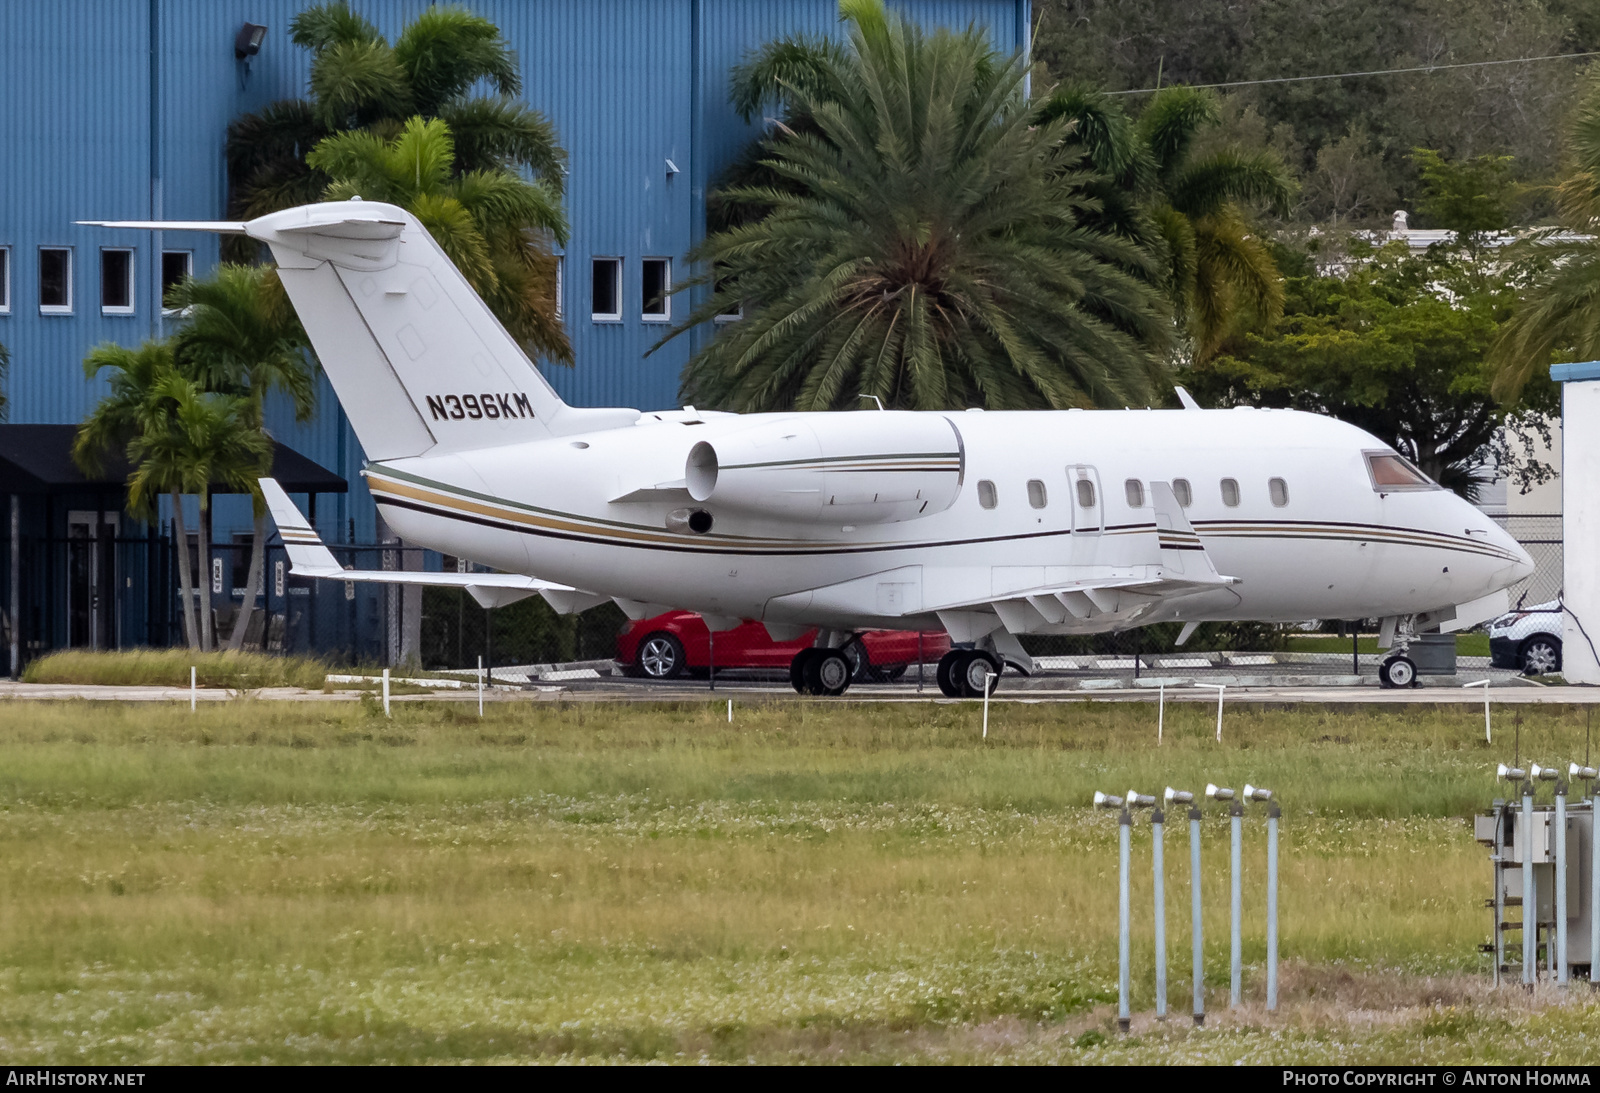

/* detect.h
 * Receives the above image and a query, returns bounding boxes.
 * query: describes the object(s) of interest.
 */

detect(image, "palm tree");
[167,265,314,651]
[308,117,568,359]
[668,0,1169,412]
[76,341,202,648]
[1490,74,1600,400]
[127,376,272,652]
[225,2,563,224]
[1036,85,1295,363]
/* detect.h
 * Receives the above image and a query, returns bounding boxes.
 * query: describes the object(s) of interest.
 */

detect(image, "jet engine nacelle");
[685,412,965,525]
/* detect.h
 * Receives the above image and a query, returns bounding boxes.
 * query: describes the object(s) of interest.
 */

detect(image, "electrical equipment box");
[1476,798,1595,978]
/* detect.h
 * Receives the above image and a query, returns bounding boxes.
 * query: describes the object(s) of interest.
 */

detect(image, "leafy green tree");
[127,376,273,652]
[75,342,202,648]
[1491,73,1600,399]
[166,265,314,651]
[224,3,569,362]
[1410,148,1519,253]
[1036,85,1295,362]
[307,117,568,359]
[226,2,563,221]
[1186,241,1557,498]
[669,0,1169,412]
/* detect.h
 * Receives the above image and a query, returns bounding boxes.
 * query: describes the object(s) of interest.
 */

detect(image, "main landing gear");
[789,647,854,696]
[936,649,1002,698]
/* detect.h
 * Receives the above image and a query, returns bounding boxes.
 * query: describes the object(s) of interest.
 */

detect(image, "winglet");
[259,477,342,575]
[1174,385,1202,410]
[1150,480,1220,580]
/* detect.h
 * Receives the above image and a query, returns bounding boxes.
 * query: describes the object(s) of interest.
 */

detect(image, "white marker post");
[727,698,732,724]
[190,666,196,712]
[477,656,484,717]
[1158,683,1165,745]
[1465,679,1491,742]
[982,672,996,739]
[382,667,391,718]
[1196,683,1226,742]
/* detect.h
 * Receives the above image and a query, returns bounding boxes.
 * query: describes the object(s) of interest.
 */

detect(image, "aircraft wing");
[259,477,603,611]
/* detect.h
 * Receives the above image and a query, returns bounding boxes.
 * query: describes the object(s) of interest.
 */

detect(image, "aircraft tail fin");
[85,203,637,461]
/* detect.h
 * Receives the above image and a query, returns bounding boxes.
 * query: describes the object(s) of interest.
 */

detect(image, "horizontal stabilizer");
[259,477,582,610]
[77,220,248,233]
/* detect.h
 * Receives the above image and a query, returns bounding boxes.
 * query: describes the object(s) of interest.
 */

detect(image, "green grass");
[0,698,1596,1063]
[1287,633,1492,657]
[22,648,331,689]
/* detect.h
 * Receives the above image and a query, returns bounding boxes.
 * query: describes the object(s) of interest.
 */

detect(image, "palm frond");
[290,2,382,53]
[1136,86,1218,179]
[309,39,412,129]
[394,5,520,115]
[438,97,565,189]
[1167,150,1296,220]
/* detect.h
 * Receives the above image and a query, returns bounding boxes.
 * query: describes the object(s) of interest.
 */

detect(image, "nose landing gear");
[1378,654,1417,688]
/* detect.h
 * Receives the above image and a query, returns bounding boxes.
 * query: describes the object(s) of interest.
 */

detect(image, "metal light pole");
[1577,765,1600,991]
[1152,801,1167,1019]
[1207,784,1242,1008]
[1555,778,1569,985]
[1094,791,1131,1032]
[1124,789,1157,1026]
[1246,784,1279,1012]
[1168,787,1202,1025]
[1523,779,1537,986]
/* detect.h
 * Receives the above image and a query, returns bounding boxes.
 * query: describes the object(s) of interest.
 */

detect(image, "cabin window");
[642,258,670,321]
[1075,478,1096,509]
[39,248,71,313]
[1220,478,1240,507]
[591,258,621,321]
[1172,478,1192,507]
[160,250,192,313]
[1269,477,1289,507]
[0,246,10,313]
[100,248,133,314]
[977,480,997,509]
[1364,450,1437,491]
[1125,479,1144,507]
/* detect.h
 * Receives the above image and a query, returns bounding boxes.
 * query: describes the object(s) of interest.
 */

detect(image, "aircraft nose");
[1484,519,1535,585]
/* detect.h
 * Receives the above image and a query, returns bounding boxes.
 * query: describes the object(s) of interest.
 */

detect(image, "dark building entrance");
[0,425,346,675]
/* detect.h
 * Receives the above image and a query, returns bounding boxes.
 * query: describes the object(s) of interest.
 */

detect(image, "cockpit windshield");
[1364,450,1438,492]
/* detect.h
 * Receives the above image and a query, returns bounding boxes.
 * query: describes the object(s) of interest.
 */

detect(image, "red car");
[618,611,950,682]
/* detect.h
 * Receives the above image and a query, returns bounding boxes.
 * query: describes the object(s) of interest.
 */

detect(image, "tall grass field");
[0,697,1596,1063]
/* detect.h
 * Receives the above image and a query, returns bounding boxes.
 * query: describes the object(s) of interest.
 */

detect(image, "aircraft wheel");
[637,632,686,679]
[936,650,966,697]
[790,648,820,694]
[1378,655,1417,689]
[843,640,874,683]
[804,650,852,696]
[959,651,1001,698]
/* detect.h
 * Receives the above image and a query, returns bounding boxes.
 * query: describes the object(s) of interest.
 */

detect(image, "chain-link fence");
[1494,514,1561,608]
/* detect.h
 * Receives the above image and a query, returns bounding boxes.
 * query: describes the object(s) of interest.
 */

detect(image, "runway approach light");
[1094,791,1125,810]
[1126,790,1157,808]
[1532,763,1560,781]
[1206,784,1235,801]
[1244,784,1274,802]
[1497,764,1527,782]
[1570,763,1599,782]
[1165,787,1195,805]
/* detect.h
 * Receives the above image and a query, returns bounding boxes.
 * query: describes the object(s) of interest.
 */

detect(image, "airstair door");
[1067,465,1103,534]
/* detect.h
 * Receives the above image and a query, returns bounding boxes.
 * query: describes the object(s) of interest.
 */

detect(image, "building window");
[642,258,670,321]
[977,480,997,509]
[554,255,564,321]
[1220,478,1240,507]
[1172,478,1192,508]
[1027,479,1047,508]
[100,248,134,314]
[1125,479,1144,508]
[161,250,192,313]
[1075,478,1096,509]
[713,270,742,322]
[591,257,621,321]
[1269,477,1289,507]
[39,248,71,313]
[0,247,10,314]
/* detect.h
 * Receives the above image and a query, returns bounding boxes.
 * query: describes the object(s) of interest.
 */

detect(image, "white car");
[1488,600,1562,675]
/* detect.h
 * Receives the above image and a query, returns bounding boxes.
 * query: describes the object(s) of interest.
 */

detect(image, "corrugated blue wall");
[0,0,1027,545]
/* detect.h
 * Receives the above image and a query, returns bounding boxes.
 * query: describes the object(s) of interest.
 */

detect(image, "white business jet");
[87,202,1534,695]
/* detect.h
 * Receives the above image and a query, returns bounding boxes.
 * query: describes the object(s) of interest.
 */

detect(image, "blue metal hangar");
[0,0,1029,665]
